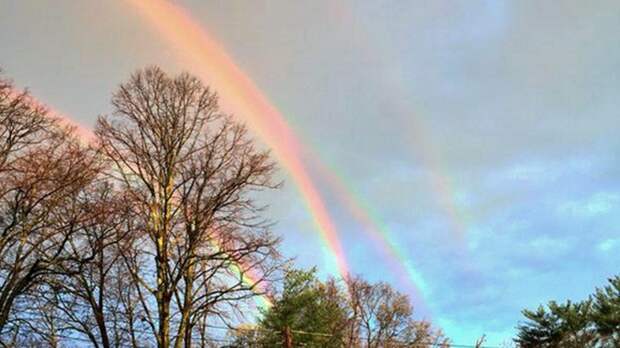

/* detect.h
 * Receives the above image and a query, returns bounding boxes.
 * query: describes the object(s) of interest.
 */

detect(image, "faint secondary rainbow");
[126,0,349,278]
[309,154,433,314]
[335,0,471,242]
[406,116,470,242]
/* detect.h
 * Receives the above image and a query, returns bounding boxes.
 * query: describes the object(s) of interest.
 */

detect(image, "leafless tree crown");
[0,68,285,348]
[95,67,283,348]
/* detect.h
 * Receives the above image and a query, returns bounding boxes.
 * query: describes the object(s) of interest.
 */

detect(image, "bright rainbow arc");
[210,239,274,308]
[229,265,274,309]
[125,0,350,279]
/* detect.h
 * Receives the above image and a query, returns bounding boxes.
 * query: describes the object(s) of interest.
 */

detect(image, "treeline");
[0,67,447,348]
[515,275,620,347]
[226,268,449,347]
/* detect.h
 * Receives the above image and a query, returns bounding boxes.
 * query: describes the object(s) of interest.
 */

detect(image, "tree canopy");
[515,275,620,347]
[228,268,449,348]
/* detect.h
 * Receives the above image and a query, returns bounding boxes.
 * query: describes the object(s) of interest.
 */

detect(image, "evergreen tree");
[515,300,593,347]
[515,276,620,347]
[230,269,448,348]
[256,268,348,347]
[590,276,620,345]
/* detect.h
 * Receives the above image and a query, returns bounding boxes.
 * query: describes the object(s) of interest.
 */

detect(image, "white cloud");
[598,238,619,252]
[558,192,620,218]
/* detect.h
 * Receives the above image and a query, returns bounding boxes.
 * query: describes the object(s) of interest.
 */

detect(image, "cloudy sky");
[2,1,619,344]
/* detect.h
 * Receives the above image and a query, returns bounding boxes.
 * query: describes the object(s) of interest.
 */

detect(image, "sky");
[1,1,619,345]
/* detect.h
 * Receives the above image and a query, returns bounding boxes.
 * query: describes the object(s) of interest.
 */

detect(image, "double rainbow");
[125,0,433,308]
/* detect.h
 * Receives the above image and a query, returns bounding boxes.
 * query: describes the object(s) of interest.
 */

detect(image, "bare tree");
[0,75,101,343]
[33,183,144,348]
[346,277,450,348]
[96,67,283,348]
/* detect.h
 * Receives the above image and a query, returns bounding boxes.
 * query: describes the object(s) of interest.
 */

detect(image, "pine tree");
[590,276,620,345]
[515,276,620,347]
[256,268,348,347]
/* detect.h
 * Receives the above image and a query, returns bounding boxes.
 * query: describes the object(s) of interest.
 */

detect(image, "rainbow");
[126,0,349,278]
[227,262,273,309]
[208,236,274,308]
[310,155,432,313]
[333,0,471,242]
[405,117,470,242]
[123,0,477,327]
[124,1,444,309]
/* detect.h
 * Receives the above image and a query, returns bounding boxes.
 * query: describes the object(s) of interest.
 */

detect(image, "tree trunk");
[156,232,171,348]
[175,262,195,348]
[95,247,111,348]
[157,293,171,348]
[283,326,293,348]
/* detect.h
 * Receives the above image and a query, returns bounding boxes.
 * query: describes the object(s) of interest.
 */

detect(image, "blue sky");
[1,1,619,344]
